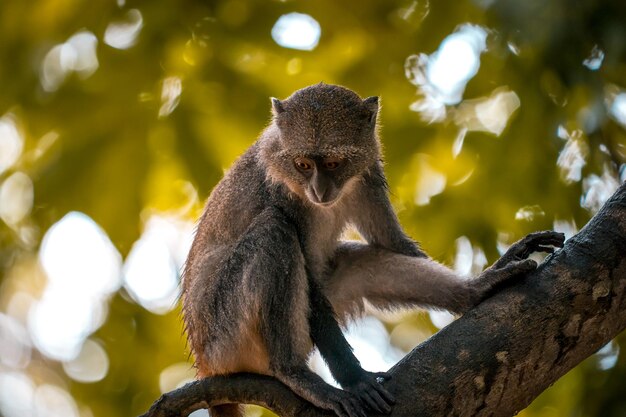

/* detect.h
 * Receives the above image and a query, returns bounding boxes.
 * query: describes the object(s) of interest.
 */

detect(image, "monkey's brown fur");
[181,83,564,417]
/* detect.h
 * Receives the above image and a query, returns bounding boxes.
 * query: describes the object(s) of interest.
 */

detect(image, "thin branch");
[138,373,319,417]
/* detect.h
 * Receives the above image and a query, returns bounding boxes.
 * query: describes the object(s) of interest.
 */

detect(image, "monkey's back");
[181,141,279,376]
[195,142,270,247]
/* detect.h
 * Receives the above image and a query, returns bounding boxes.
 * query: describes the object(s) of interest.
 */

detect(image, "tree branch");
[140,183,626,417]
[138,373,320,417]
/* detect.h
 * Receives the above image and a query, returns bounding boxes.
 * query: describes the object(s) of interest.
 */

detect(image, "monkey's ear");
[362,96,379,125]
[271,97,285,116]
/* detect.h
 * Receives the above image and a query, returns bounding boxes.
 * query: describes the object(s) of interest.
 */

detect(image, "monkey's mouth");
[305,189,340,207]
[315,200,337,207]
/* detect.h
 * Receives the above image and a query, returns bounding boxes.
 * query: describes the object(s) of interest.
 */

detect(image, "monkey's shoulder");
[197,143,298,242]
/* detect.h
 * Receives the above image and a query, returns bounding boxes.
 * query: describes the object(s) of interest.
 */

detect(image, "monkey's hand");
[467,231,565,310]
[341,370,395,415]
[492,230,565,270]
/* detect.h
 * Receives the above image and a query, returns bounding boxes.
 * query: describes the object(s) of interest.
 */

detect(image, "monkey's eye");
[323,159,341,170]
[294,158,313,172]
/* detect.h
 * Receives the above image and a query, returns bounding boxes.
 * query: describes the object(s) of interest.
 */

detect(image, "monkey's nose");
[312,184,326,202]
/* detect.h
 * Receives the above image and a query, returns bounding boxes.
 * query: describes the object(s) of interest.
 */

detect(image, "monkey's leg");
[182,245,252,417]
[326,231,564,317]
[237,208,372,417]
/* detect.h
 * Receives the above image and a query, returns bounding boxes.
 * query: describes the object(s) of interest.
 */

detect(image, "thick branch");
[140,183,626,417]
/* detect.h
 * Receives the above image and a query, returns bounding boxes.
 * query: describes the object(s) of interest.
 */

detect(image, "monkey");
[181,83,565,417]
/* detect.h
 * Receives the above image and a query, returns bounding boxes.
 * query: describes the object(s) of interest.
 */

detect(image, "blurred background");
[1,0,625,416]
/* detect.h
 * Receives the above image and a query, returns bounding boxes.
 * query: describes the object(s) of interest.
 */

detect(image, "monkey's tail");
[209,404,243,417]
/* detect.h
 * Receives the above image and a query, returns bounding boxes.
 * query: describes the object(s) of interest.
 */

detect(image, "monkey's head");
[263,83,380,207]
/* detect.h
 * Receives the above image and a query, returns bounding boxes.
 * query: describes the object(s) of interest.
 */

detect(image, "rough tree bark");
[140,182,626,417]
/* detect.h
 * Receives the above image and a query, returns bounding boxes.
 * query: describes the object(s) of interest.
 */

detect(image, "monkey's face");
[268,121,378,207]
[265,83,381,207]
[292,155,346,206]
[264,145,363,207]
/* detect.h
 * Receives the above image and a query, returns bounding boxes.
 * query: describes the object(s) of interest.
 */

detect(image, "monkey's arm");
[353,165,426,258]
[348,165,564,314]
[327,232,564,316]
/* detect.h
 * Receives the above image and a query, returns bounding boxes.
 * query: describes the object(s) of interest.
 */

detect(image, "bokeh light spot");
[29,288,105,361]
[453,236,486,277]
[64,31,99,76]
[609,92,626,127]
[427,27,485,103]
[0,313,31,369]
[454,88,520,136]
[62,339,109,383]
[411,154,446,206]
[159,76,183,118]
[515,205,545,221]
[582,45,604,71]
[396,0,430,29]
[556,127,588,184]
[389,322,431,352]
[271,13,321,51]
[286,57,303,75]
[104,9,143,50]
[406,24,488,121]
[429,310,455,329]
[123,215,193,314]
[345,317,403,372]
[0,172,34,227]
[581,165,620,214]
[553,219,578,241]
[472,90,520,135]
[34,384,79,417]
[39,212,122,296]
[0,371,35,417]
[159,362,195,393]
[33,212,121,361]
[595,341,620,370]
[189,410,210,417]
[41,30,99,92]
[0,113,23,176]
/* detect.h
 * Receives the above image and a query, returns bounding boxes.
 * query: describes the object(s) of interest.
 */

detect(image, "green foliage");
[0,0,625,416]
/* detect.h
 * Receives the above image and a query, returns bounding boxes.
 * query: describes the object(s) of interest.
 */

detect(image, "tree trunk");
[140,182,626,417]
